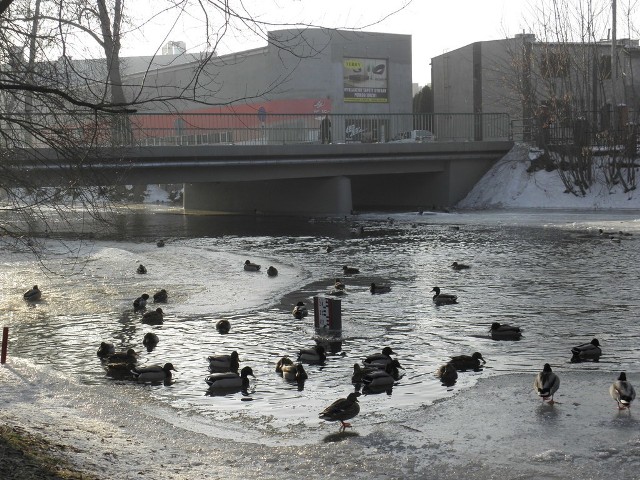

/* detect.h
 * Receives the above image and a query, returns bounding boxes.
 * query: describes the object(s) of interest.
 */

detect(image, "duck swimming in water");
[106,348,138,364]
[370,283,391,294]
[23,285,41,302]
[431,286,458,305]
[244,260,261,272]
[451,262,471,270]
[208,350,240,372]
[205,366,254,391]
[153,289,168,303]
[490,322,522,340]
[281,363,308,382]
[132,363,176,382]
[216,319,231,334]
[449,352,485,371]
[436,363,458,386]
[292,301,308,319]
[133,293,150,311]
[297,345,326,364]
[610,372,636,410]
[319,392,360,432]
[343,265,360,275]
[570,338,601,362]
[266,266,278,277]
[534,363,560,405]
[363,346,397,368]
[97,342,116,358]
[276,355,294,374]
[142,308,164,325]
[142,332,159,351]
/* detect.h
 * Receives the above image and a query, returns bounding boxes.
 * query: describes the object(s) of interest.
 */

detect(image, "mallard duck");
[215,319,231,334]
[282,363,308,382]
[205,366,254,390]
[432,287,458,305]
[244,260,261,272]
[208,350,239,372]
[451,262,471,270]
[362,362,400,388]
[142,332,159,350]
[142,308,164,325]
[343,265,360,275]
[23,285,41,302]
[571,338,601,362]
[133,294,150,311]
[97,341,115,358]
[297,345,326,364]
[363,346,397,368]
[449,352,485,371]
[266,266,278,277]
[370,283,391,294]
[334,278,345,290]
[153,289,168,303]
[534,363,560,404]
[105,361,137,379]
[106,348,138,364]
[131,363,176,382]
[136,264,147,274]
[490,322,522,340]
[610,372,636,410]
[156,240,165,247]
[436,363,458,386]
[292,301,308,319]
[276,356,294,373]
[319,392,361,432]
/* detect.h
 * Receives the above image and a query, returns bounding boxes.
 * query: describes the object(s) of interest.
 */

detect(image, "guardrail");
[128,112,511,146]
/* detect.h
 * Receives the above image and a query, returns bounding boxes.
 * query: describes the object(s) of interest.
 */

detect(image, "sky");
[121,0,534,87]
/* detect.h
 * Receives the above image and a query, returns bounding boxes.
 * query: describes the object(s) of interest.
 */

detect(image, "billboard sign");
[343,58,388,103]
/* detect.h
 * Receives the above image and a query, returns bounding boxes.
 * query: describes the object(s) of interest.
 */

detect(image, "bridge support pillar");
[184,176,353,215]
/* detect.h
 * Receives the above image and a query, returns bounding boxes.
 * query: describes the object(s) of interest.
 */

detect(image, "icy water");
[2,207,640,479]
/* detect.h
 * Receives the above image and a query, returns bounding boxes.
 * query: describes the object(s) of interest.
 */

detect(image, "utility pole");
[611,0,617,132]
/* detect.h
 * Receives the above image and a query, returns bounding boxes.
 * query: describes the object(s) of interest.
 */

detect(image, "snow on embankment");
[457,143,640,210]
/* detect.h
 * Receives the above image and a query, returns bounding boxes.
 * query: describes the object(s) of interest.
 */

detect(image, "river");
[1,206,640,479]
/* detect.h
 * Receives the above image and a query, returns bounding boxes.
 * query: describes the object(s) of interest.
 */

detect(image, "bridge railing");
[129,112,511,147]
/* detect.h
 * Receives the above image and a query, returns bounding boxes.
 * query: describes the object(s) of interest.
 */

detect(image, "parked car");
[389,129,435,143]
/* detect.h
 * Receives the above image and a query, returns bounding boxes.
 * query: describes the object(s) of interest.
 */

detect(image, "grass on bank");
[0,424,98,480]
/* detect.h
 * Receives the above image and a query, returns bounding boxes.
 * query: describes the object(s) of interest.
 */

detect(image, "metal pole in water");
[1,327,8,364]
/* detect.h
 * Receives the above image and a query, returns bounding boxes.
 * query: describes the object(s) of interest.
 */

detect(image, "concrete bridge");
[18,141,513,215]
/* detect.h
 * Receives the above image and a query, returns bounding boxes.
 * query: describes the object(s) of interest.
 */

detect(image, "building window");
[599,55,612,80]
[540,51,569,78]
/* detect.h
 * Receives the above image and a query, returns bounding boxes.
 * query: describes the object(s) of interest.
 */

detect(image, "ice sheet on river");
[1,359,638,480]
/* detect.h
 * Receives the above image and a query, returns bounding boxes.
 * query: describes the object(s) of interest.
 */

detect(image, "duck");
[362,362,401,388]
[432,286,458,305]
[292,301,309,319]
[244,260,261,272]
[136,264,147,274]
[23,285,41,301]
[105,361,137,379]
[534,363,560,405]
[363,346,397,368]
[436,363,458,386]
[131,363,176,382]
[156,239,165,247]
[97,341,116,358]
[490,322,522,340]
[106,348,138,364]
[276,356,294,373]
[449,352,485,371]
[570,338,601,362]
[153,289,168,303]
[216,319,231,334]
[205,366,254,391]
[281,363,308,382]
[297,345,326,364]
[343,265,360,275]
[610,372,636,410]
[208,350,240,372]
[451,262,471,270]
[334,278,345,290]
[370,283,391,294]
[351,363,379,384]
[133,293,150,311]
[325,245,334,253]
[266,266,278,277]
[142,332,159,350]
[319,392,361,432]
[141,307,164,325]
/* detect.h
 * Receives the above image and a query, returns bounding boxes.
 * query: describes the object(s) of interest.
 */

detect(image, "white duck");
[534,363,560,405]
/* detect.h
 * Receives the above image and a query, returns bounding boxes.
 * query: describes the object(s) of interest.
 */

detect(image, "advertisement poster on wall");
[343,58,388,103]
